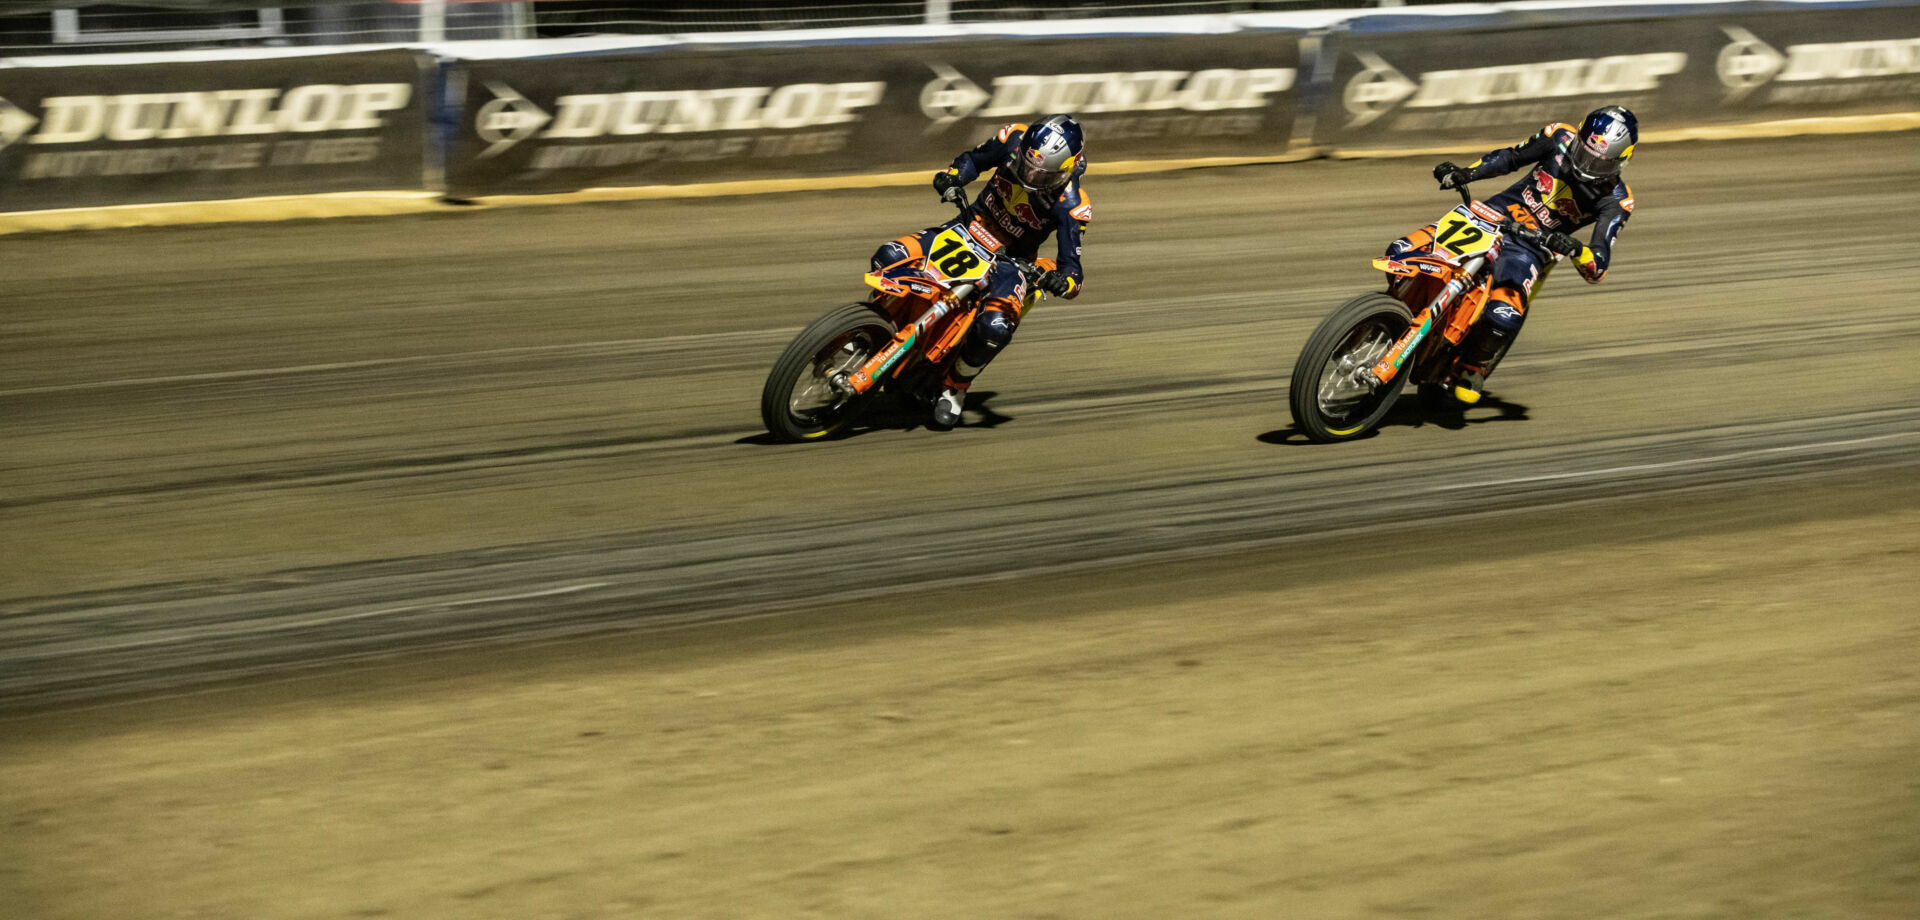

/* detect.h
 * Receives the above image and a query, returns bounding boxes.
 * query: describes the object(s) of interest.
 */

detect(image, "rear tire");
[1288,293,1414,443]
[761,303,898,442]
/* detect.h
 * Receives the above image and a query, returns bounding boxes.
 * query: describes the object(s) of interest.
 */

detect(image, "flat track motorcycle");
[761,190,1049,442]
[1287,180,1556,443]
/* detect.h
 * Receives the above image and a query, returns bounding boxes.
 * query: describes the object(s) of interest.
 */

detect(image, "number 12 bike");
[760,190,1050,442]
[1287,180,1557,443]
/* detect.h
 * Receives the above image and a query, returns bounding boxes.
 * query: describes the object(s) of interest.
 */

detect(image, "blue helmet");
[1012,114,1084,192]
[1568,106,1638,184]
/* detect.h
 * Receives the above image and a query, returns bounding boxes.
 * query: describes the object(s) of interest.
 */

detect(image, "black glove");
[1433,161,1473,190]
[932,170,961,200]
[1542,231,1584,258]
[1036,270,1074,297]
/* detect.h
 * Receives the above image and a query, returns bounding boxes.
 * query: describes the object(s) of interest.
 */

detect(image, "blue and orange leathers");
[1388,122,1634,359]
[871,123,1091,383]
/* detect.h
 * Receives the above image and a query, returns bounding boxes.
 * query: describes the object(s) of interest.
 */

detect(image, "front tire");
[761,303,898,442]
[1288,293,1414,443]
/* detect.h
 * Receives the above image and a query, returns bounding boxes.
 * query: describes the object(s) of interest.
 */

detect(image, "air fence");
[0,0,1915,211]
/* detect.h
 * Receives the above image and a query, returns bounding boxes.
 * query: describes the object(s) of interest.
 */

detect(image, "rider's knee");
[958,306,1018,369]
[974,307,1018,351]
[1385,224,1437,259]
[1486,286,1527,333]
[870,240,910,272]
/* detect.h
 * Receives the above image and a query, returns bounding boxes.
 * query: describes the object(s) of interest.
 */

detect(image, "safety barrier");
[0,0,1914,212]
[0,49,431,211]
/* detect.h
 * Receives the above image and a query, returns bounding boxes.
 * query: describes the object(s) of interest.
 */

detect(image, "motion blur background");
[3,1,1917,918]
[0,1,1451,51]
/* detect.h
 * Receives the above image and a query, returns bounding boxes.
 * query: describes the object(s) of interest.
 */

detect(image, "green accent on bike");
[870,330,917,379]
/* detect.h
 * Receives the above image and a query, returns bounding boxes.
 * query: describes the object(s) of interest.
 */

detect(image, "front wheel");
[761,303,898,442]
[1288,293,1414,443]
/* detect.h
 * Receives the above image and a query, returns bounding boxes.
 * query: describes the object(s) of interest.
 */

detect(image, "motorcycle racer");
[1387,105,1637,402]
[869,113,1091,428]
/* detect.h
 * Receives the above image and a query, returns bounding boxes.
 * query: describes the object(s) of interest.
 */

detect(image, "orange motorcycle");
[761,190,1050,442]
[1288,180,1557,442]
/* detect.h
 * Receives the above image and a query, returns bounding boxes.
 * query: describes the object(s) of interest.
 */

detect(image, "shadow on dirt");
[738,391,1011,446]
[1257,394,1530,446]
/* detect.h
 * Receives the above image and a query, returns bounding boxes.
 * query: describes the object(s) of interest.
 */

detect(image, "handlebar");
[1448,177,1553,250]
[942,185,1045,283]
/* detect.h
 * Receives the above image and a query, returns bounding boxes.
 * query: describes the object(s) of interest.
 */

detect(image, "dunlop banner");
[1316,4,1920,150]
[1706,6,1920,118]
[446,32,1301,197]
[0,50,430,211]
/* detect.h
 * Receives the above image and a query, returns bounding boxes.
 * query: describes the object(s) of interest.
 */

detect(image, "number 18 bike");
[760,190,1051,442]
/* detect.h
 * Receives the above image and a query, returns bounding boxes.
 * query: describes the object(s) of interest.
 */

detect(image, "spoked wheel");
[761,303,898,442]
[1288,293,1414,442]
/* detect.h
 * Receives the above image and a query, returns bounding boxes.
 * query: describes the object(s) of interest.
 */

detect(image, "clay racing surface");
[3,132,1918,917]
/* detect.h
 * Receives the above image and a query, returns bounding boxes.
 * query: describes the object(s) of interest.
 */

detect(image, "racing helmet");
[1012,114,1084,192]
[1568,106,1638,184]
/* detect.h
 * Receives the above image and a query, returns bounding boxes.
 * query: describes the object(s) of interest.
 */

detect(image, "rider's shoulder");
[1541,122,1578,145]
[1614,180,1635,213]
[1058,181,1092,223]
[995,122,1029,144]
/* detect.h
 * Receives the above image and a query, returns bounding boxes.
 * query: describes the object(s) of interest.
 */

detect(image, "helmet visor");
[1568,139,1624,183]
[1015,155,1069,191]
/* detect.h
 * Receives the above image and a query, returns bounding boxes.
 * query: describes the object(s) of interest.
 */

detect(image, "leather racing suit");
[870,123,1091,388]
[1387,121,1634,385]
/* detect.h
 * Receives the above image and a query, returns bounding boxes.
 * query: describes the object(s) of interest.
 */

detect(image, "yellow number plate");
[924,225,993,283]
[1431,206,1499,262]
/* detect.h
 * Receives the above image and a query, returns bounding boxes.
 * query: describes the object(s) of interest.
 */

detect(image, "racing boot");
[1454,288,1525,403]
[931,304,1015,429]
[1453,324,1515,404]
[930,368,972,429]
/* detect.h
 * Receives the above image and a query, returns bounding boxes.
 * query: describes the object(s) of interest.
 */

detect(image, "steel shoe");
[931,387,966,428]
[1451,366,1487,404]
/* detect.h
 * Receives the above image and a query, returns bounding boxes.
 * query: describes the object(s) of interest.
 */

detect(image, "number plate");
[1431,205,1500,263]
[924,224,994,283]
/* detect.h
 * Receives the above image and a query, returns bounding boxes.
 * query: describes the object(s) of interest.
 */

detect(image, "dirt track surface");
[3,132,1919,916]
[5,132,1919,703]
[4,479,1919,918]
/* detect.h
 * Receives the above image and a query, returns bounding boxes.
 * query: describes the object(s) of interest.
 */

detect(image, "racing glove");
[932,169,962,201]
[1037,270,1075,297]
[1541,231,1584,259]
[1433,161,1474,190]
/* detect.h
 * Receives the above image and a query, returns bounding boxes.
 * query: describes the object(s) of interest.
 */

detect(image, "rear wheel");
[1288,293,1414,442]
[761,303,898,442]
